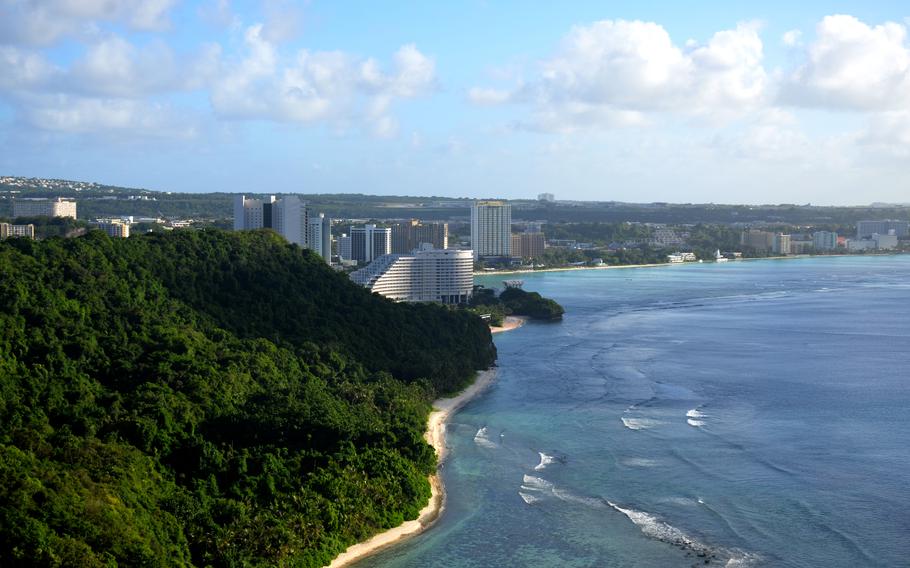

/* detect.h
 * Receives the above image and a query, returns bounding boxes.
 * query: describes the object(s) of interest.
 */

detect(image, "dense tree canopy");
[0,230,495,567]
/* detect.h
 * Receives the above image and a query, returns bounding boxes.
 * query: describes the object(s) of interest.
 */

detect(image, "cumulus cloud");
[22,94,197,137]
[467,87,513,105]
[782,15,910,109]
[470,19,768,131]
[0,0,179,46]
[858,111,910,157]
[782,29,802,47]
[211,25,435,134]
[712,109,811,162]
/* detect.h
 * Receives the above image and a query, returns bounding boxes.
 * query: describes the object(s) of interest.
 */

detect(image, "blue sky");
[1,1,909,204]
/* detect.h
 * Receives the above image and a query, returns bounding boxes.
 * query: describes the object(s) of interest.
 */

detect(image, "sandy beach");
[327,368,498,568]
[475,262,670,277]
[490,315,527,334]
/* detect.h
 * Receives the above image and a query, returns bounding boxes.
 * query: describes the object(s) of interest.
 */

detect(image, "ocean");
[357,256,910,567]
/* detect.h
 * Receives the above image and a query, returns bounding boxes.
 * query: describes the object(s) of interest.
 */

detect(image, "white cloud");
[0,0,178,46]
[713,109,811,162]
[211,25,435,135]
[782,29,802,47]
[22,94,197,138]
[468,87,513,105]
[858,111,910,157]
[782,15,910,110]
[470,19,768,131]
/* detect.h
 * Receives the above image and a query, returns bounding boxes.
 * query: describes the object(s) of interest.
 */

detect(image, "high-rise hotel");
[233,195,332,261]
[471,200,511,260]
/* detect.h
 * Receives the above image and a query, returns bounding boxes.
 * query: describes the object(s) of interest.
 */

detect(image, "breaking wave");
[518,491,541,505]
[621,417,662,430]
[473,426,497,449]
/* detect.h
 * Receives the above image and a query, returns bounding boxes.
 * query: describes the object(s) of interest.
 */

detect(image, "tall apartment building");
[390,220,449,253]
[350,224,391,265]
[773,234,791,255]
[0,223,35,239]
[812,231,838,251]
[234,194,275,231]
[511,232,546,259]
[273,195,305,246]
[538,193,555,202]
[235,194,337,263]
[12,197,77,219]
[337,234,353,262]
[96,220,130,238]
[856,220,909,238]
[307,213,333,262]
[741,230,775,252]
[350,247,474,304]
[471,200,511,260]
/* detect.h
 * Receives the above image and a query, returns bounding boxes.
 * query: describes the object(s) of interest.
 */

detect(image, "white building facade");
[12,198,77,219]
[471,200,511,260]
[350,247,474,304]
[307,213,333,261]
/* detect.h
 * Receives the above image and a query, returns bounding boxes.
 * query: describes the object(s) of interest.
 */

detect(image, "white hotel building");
[350,246,474,304]
[471,200,511,260]
[12,197,77,219]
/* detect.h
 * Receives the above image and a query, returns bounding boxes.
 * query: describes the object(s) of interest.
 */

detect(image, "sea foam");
[687,418,706,428]
[621,417,661,430]
[534,452,558,471]
[607,501,711,555]
[473,426,498,449]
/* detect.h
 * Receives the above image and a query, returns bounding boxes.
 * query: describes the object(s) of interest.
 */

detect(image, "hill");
[0,230,495,567]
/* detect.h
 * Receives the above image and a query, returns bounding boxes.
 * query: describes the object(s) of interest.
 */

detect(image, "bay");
[358,256,910,567]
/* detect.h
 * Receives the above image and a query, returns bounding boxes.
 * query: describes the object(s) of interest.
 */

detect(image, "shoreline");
[475,252,905,277]
[327,368,498,567]
[490,315,527,334]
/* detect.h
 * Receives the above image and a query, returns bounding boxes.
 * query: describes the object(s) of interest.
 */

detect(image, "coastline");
[474,252,905,277]
[490,315,527,334]
[327,368,498,568]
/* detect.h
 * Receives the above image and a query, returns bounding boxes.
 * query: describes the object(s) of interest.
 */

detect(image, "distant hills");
[2,175,909,225]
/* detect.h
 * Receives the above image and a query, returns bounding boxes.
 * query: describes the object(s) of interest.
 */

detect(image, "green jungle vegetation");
[469,286,565,322]
[0,229,496,567]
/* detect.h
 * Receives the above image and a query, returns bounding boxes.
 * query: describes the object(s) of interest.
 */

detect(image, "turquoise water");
[358,257,910,567]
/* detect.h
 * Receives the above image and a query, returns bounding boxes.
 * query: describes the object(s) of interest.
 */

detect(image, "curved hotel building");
[350,247,474,304]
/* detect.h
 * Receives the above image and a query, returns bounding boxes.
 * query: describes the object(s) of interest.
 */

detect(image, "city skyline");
[2,2,910,204]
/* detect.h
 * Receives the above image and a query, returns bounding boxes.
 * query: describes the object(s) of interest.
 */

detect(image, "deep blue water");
[359,256,910,568]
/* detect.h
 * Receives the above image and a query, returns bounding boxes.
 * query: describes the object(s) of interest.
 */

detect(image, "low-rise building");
[741,229,775,252]
[846,239,875,252]
[667,252,697,263]
[511,232,546,259]
[0,223,35,239]
[95,220,130,238]
[873,233,898,250]
[350,247,473,304]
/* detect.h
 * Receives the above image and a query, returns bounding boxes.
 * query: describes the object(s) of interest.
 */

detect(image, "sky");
[1,1,909,205]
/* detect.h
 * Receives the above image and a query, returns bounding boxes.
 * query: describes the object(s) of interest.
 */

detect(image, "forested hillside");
[0,230,496,567]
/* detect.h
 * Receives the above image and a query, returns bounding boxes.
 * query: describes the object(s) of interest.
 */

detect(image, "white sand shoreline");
[475,252,906,278]
[327,368,498,567]
[490,315,527,334]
